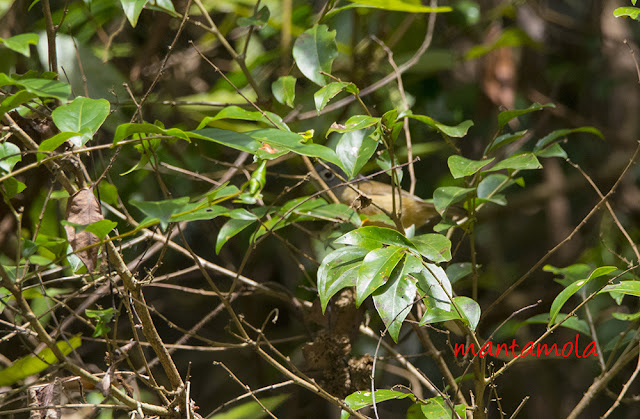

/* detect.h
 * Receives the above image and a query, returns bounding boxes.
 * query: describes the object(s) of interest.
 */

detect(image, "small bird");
[315,163,457,229]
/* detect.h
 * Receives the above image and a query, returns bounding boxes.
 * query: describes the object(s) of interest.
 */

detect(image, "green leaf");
[549,266,617,324]
[335,127,378,179]
[446,262,473,284]
[488,153,542,172]
[214,207,268,254]
[356,247,405,307]
[326,115,379,137]
[477,174,519,204]
[599,281,640,297]
[51,97,110,146]
[484,130,527,154]
[420,397,466,419]
[2,177,26,199]
[272,76,296,107]
[83,220,117,238]
[517,313,590,336]
[296,202,361,226]
[465,28,541,60]
[349,0,451,12]
[419,296,480,330]
[170,205,229,222]
[0,33,39,57]
[402,111,474,138]
[314,81,352,111]
[0,142,21,173]
[614,7,640,20]
[410,234,452,263]
[447,155,494,179]
[292,24,338,86]
[497,103,554,131]
[115,122,190,145]
[85,307,116,337]
[15,77,70,100]
[237,5,270,27]
[121,0,148,27]
[130,197,190,230]
[248,128,342,166]
[210,395,289,419]
[199,106,288,131]
[318,246,369,312]
[37,132,79,162]
[188,127,260,153]
[334,226,416,251]
[433,186,474,214]
[0,335,82,386]
[0,90,37,117]
[341,389,412,419]
[414,261,452,311]
[536,143,568,159]
[533,127,603,152]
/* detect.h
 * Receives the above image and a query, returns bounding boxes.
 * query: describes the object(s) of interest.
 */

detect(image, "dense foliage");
[1,0,640,418]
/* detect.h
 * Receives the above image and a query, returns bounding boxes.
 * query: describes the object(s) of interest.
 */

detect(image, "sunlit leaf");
[292,25,338,86]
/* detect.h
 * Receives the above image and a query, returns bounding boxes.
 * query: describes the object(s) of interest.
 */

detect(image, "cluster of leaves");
[2,0,640,418]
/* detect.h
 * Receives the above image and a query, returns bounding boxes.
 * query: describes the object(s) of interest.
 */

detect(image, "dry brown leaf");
[64,188,103,272]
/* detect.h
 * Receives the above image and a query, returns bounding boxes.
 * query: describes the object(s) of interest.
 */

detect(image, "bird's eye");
[322,171,333,180]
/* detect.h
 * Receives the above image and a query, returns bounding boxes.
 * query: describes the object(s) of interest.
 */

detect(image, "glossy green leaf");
[248,128,343,166]
[272,76,296,107]
[292,24,338,86]
[130,197,190,231]
[372,257,417,342]
[314,81,351,112]
[517,313,590,336]
[402,111,474,138]
[536,143,568,158]
[189,127,260,153]
[477,174,519,203]
[446,262,473,284]
[0,142,21,173]
[447,155,494,179]
[341,389,412,419]
[356,246,405,307]
[198,106,288,131]
[336,127,378,179]
[2,177,26,199]
[83,219,117,238]
[121,0,147,27]
[326,115,379,137]
[420,397,466,419]
[549,266,617,324]
[318,246,369,312]
[170,205,229,222]
[0,335,81,386]
[14,77,70,100]
[484,130,527,154]
[334,226,416,251]
[488,153,542,172]
[410,234,452,263]
[37,132,79,162]
[415,261,452,311]
[433,186,474,214]
[115,122,190,145]
[1,33,38,57]
[0,90,37,117]
[85,307,116,337]
[533,127,603,152]
[599,281,640,297]
[613,7,640,20]
[347,0,451,12]
[52,97,110,146]
[497,103,554,131]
